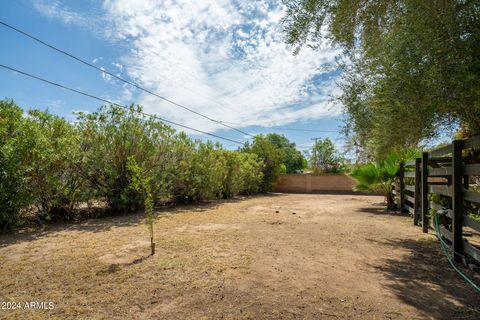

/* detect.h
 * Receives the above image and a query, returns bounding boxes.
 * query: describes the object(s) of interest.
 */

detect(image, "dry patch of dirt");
[98,240,151,265]
[0,194,479,319]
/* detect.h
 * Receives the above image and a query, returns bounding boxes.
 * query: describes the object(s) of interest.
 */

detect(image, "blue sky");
[0,0,345,152]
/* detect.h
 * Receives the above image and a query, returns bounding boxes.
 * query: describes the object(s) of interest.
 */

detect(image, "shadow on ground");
[355,206,411,217]
[366,237,480,319]
[0,194,281,248]
[0,212,144,248]
[161,193,282,214]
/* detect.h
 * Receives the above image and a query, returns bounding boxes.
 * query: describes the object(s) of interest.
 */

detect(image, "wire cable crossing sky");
[0,63,244,144]
[0,20,254,138]
[0,0,344,150]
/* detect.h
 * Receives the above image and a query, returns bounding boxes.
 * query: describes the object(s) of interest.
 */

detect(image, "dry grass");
[0,194,479,319]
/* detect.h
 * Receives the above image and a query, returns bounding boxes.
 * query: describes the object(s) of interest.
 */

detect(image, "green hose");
[433,212,480,293]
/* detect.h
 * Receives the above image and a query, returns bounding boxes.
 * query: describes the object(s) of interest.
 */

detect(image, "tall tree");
[309,137,344,173]
[282,0,480,158]
[242,135,284,192]
[265,133,307,173]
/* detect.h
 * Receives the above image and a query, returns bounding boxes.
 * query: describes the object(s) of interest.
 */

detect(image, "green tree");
[265,133,307,173]
[220,150,264,197]
[309,138,344,173]
[282,0,480,158]
[243,135,284,192]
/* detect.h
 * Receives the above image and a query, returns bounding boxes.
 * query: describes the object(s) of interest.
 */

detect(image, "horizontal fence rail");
[394,135,480,265]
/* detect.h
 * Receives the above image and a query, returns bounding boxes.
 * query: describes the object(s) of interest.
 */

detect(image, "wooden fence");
[393,135,480,264]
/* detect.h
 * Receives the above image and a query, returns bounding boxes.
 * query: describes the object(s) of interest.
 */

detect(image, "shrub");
[238,152,264,194]
[221,150,244,198]
[0,100,34,230]
[221,151,264,197]
[0,102,83,228]
[242,135,284,192]
[126,156,155,255]
[172,141,227,202]
[75,105,174,211]
[349,152,400,210]
[0,100,266,230]
[25,109,83,219]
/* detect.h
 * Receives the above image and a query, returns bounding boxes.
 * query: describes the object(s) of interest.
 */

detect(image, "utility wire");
[0,20,335,139]
[0,20,253,138]
[261,126,338,133]
[220,121,339,133]
[0,64,244,145]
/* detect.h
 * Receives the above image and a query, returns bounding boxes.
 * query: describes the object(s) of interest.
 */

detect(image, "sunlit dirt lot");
[1,194,479,319]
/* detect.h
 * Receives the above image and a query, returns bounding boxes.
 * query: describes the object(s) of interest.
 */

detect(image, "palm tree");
[349,152,400,210]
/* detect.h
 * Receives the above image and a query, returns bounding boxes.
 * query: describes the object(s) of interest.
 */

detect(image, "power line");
[0,20,337,140]
[0,64,244,145]
[0,20,254,138]
[264,126,339,133]
[220,121,339,133]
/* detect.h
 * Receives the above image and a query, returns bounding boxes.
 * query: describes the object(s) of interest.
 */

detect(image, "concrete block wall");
[273,173,356,194]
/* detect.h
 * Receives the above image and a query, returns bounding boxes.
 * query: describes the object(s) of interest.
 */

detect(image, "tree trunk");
[150,236,155,256]
[385,192,397,211]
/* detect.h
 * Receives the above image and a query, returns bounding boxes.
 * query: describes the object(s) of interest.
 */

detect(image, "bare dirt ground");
[1,194,479,320]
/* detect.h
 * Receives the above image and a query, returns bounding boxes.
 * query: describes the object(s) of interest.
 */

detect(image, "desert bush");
[237,152,264,194]
[169,136,264,202]
[25,109,83,219]
[221,150,244,198]
[242,135,284,192]
[221,150,264,197]
[0,100,34,229]
[172,140,227,202]
[0,100,266,230]
[126,156,156,255]
[0,101,83,229]
[75,105,174,211]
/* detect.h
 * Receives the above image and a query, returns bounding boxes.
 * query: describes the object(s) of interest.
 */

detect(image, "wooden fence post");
[452,140,464,262]
[414,158,421,225]
[421,152,429,233]
[399,161,405,212]
[463,175,469,190]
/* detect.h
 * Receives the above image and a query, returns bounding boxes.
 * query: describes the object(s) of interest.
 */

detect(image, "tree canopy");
[282,0,480,159]
[242,135,284,192]
[308,137,345,173]
[264,133,307,173]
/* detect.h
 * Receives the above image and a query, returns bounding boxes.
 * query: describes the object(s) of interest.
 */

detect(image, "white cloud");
[99,66,112,82]
[33,0,343,137]
[101,0,343,135]
[31,0,90,26]
[111,62,124,72]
